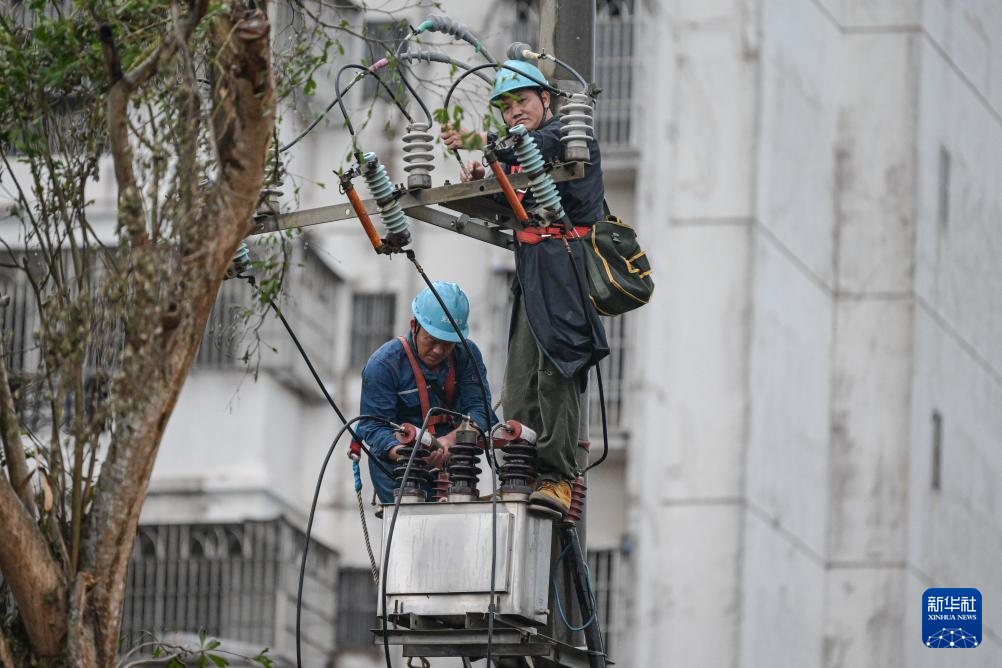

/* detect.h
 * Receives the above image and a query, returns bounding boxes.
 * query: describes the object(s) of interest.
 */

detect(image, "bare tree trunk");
[79,8,276,664]
[0,475,66,658]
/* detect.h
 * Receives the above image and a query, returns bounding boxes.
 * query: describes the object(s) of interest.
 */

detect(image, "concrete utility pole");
[538,0,596,82]
[538,0,600,652]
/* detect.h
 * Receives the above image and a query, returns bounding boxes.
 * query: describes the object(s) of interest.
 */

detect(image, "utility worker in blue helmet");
[356,282,496,504]
[441,59,609,516]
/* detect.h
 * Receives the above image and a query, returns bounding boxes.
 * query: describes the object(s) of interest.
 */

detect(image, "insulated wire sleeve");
[400,50,494,83]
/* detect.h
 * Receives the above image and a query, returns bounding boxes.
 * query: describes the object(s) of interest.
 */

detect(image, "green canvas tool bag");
[582,215,654,316]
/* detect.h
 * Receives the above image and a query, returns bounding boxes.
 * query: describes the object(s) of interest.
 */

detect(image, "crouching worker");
[356,282,495,504]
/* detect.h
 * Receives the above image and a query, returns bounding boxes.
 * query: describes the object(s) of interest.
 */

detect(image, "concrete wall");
[627,1,1001,667]
[627,1,757,667]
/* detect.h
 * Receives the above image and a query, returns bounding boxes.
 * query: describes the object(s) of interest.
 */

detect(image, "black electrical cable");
[542,53,589,90]
[401,251,502,665]
[335,63,414,137]
[239,275,393,477]
[585,364,610,472]
[379,50,434,128]
[379,407,437,668]
[253,280,395,478]
[296,413,400,668]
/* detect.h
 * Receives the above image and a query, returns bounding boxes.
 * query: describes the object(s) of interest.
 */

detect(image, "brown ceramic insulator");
[566,476,587,525]
[432,470,450,502]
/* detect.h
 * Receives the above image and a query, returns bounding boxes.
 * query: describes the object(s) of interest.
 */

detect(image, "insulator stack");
[402,122,435,189]
[510,125,566,220]
[447,427,482,500]
[565,476,587,525]
[559,93,594,162]
[225,242,252,280]
[361,152,409,238]
[392,444,432,502]
[431,470,450,502]
[499,440,537,497]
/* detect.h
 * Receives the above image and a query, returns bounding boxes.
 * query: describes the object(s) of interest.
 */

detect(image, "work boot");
[529,480,572,515]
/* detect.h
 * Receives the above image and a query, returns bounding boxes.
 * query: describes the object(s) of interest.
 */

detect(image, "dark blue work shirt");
[490,116,605,227]
[356,335,496,503]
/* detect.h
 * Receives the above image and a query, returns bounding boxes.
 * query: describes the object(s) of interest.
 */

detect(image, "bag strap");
[602,198,612,218]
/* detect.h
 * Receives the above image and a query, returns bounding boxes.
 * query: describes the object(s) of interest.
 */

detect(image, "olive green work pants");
[501,300,581,483]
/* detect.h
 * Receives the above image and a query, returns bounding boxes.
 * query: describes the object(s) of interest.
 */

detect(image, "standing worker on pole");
[441,59,608,516]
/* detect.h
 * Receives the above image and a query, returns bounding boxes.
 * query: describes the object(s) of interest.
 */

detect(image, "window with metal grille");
[350,293,396,368]
[335,567,378,650]
[120,519,338,664]
[595,0,636,149]
[587,547,626,658]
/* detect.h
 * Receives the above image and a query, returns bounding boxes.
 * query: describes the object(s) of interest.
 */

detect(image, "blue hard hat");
[491,59,549,103]
[411,282,470,343]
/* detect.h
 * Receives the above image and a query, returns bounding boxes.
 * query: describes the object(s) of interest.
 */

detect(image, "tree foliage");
[0,0,283,664]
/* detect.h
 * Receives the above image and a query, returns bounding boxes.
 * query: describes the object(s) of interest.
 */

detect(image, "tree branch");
[0,319,36,517]
[0,468,66,658]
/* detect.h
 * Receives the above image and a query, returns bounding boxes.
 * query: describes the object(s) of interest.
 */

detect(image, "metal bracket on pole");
[247,162,586,249]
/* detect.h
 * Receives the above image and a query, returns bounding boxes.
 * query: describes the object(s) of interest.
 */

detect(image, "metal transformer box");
[379,499,553,624]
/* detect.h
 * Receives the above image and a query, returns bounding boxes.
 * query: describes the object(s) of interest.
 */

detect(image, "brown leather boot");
[529,480,572,515]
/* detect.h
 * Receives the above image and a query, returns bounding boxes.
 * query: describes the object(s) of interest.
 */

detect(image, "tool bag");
[581,209,654,317]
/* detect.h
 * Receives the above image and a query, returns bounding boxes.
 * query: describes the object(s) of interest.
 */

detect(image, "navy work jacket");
[356,334,495,503]
[492,117,610,380]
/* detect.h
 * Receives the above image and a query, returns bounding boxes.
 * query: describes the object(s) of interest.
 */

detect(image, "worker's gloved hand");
[425,442,451,469]
[440,124,489,150]
[459,160,485,182]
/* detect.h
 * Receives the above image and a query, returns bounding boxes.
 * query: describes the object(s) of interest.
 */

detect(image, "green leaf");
[204,639,220,651]
[253,648,274,668]
[303,77,316,96]
[208,654,228,667]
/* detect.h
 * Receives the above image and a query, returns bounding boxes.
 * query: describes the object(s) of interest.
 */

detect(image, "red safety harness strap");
[397,336,456,428]
[515,225,592,245]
